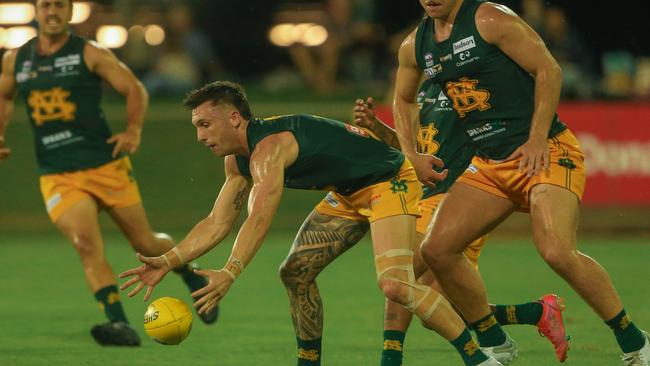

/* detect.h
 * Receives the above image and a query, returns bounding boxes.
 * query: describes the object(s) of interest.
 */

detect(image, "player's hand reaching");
[107,127,141,158]
[506,136,550,177]
[410,153,448,188]
[191,269,234,315]
[119,253,171,301]
[0,137,11,161]
[353,97,377,128]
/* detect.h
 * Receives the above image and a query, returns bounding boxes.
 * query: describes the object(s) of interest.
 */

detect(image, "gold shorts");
[315,160,422,223]
[39,157,142,222]
[417,193,485,266]
[457,129,586,212]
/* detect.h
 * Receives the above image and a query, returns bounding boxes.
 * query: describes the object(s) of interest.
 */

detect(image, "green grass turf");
[1,231,648,365]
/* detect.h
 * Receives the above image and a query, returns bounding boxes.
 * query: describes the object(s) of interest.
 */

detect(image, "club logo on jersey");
[345,123,369,138]
[424,64,442,79]
[453,36,476,54]
[27,87,77,126]
[445,77,491,118]
[417,124,441,155]
[389,178,408,193]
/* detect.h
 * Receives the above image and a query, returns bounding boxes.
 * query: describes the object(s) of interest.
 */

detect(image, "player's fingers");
[193,268,211,277]
[190,284,213,299]
[119,266,142,279]
[119,276,140,290]
[127,282,145,298]
[526,155,537,177]
[517,153,528,173]
[143,286,154,302]
[506,147,522,162]
[111,140,122,158]
[136,252,157,265]
[542,150,551,171]
[428,155,445,168]
[367,96,374,108]
[106,135,118,144]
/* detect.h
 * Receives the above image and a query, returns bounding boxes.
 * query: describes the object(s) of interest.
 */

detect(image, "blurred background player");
[353,82,569,364]
[0,0,217,346]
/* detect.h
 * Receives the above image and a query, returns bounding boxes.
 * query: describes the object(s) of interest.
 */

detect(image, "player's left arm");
[84,41,149,158]
[191,132,297,314]
[353,97,401,149]
[477,3,562,176]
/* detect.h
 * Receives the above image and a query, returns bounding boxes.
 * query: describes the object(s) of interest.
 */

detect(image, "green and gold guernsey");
[14,34,115,175]
[417,79,475,198]
[234,114,404,195]
[415,0,566,160]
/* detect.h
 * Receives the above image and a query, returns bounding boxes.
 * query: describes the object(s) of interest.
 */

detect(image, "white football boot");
[480,333,518,364]
[622,331,650,366]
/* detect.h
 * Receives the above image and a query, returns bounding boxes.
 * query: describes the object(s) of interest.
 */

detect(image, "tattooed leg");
[279,210,369,340]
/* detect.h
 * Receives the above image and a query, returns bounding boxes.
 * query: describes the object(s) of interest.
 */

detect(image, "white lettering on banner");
[578,133,650,177]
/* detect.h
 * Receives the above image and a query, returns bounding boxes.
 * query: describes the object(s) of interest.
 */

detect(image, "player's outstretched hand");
[191,269,234,315]
[410,152,448,188]
[107,128,141,158]
[119,253,171,301]
[506,136,549,177]
[353,97,377,128]
[0,137,11,162]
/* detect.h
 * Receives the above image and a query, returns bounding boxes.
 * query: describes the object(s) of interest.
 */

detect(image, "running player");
[0,0,217,346]
[352,79,568,365]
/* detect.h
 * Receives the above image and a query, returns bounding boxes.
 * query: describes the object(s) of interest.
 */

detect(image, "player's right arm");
[119,155,251,300]
[0,49,18,161]
[393,30,447,186]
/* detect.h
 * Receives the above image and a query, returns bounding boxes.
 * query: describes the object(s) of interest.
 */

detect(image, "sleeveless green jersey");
[234,114,404,195]
[14,34,115,175]
[415,0,566,160]
[418,79,475,198]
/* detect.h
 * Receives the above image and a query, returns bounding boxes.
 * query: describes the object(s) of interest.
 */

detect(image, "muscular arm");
[368,119,401,149]
[353,97,400,149]
[393,30,423,158]
[170,155,251,264]
[0,50,17,155]
[477,3,562,141]
[84,41,148,135]
[227,132,296,272]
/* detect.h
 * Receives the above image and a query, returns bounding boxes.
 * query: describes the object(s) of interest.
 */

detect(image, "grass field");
[1,231,649,366]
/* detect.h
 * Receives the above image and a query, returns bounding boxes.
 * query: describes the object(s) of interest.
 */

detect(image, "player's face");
[35,0,72,37]
[419,0,461,18]
[192,102,241,157]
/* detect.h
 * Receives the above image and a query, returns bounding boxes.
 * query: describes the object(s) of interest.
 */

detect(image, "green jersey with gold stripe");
[14,34,115,175]
[418,79,475,198]
[415,0,566,160]
[234,114,404,195]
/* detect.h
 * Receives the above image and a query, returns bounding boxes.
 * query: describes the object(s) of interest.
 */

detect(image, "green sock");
[470,313,507,347]
[450,328,489,366]
[174,264,207,293]
[94,285,128,323]
[605,309,646,353]
[381,330,405,366]
[493,302,543,325]
[297,337,321,366]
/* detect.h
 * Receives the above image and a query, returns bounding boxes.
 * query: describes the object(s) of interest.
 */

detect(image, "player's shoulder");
[476,2,519,23]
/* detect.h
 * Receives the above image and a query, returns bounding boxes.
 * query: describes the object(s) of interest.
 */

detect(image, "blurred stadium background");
[1,1,649,365]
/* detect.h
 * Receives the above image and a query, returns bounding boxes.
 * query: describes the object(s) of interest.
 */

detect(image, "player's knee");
[70,233,101,259]
[539,246,578,274]
[278,255,311,288]
[420,244,444,271]
[377,275,407,304]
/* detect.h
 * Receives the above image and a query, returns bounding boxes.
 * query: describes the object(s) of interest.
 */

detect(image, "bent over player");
[120,81,503,366]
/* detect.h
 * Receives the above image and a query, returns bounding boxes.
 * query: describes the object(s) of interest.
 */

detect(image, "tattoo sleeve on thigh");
[282,211,369,339]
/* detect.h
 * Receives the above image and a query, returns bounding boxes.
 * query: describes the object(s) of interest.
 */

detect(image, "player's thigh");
[283,209,369,273]
[106,203,156,245]
[425,182,515,254]
[369,214,417,255]
[55,197,104,252]
[529,183,580,253]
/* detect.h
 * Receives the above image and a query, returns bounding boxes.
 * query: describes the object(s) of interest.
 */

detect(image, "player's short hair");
[183,81,253,121]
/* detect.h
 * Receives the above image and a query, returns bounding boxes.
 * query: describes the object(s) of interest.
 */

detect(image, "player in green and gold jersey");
[120,81,503,366]
[392,0,649,364]
[0,0,217,346]
[353,80,568,366]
